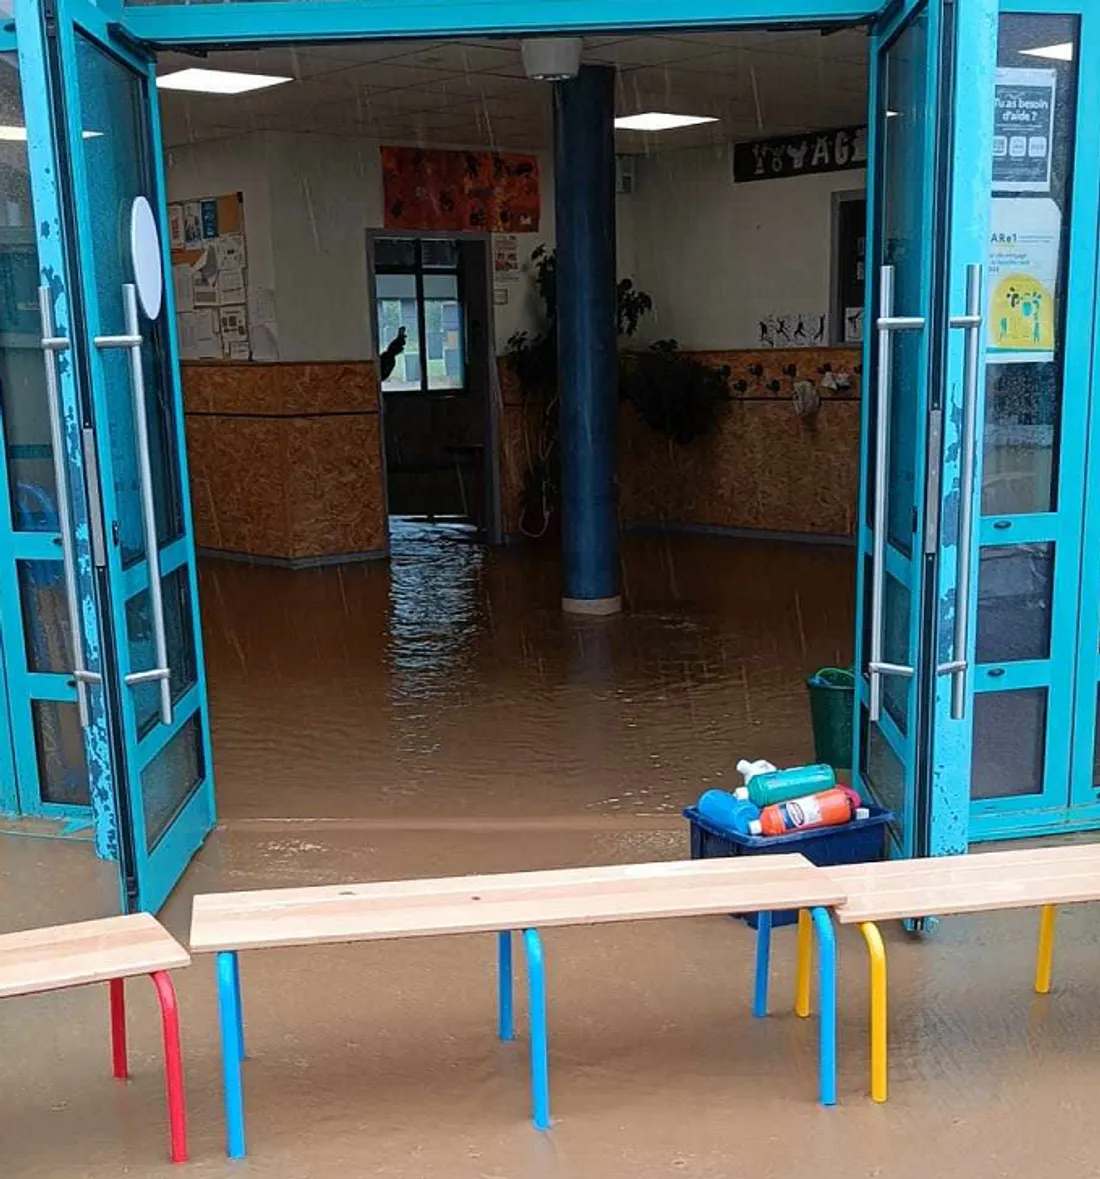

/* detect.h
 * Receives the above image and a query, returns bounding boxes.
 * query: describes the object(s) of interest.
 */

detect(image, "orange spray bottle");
[749,787,865,837]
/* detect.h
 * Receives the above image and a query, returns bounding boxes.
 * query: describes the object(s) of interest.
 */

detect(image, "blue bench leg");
[233,952,246,1060]
[523,928,550,1130]
[811,907,837,1107]
[217,951,247,1158]
[753,911,772,1018]
[498,931,515,1041]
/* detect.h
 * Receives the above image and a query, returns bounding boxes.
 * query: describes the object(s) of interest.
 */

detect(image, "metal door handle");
[868,265,923,723]
[938,263,983,721]
[94,284,172,726]
[38,287,102,727]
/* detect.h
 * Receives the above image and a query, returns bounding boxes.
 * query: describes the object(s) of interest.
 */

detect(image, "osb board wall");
[182,361,386,562]
[499,346,862,540]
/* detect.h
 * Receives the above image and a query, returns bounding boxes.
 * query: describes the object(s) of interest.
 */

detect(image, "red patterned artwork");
[381,146,540,232]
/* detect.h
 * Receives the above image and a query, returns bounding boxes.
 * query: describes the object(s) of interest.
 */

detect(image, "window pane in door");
[33,700,90,807]
[75,33,183,565]
[17,560,73,673]
[142,711,203,850]
[126,566,198,738]
[971,687,1047,799]
[981,14,1079,516]
[881,10,928,555]
[975,543,1054,663]
[0,56,57,531]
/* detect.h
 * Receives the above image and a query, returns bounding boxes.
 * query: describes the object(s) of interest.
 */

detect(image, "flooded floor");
[199,521,856,822]
[11,526,1099,1177]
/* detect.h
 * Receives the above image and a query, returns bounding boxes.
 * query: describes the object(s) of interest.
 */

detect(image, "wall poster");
[987,196,1061,363]
[381,146,540,232]
[993,67,1056,193]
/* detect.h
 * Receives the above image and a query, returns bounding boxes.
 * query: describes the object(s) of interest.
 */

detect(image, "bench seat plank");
[191,855,846,953]
[0,913,190,1000]
[830,843,1100,924]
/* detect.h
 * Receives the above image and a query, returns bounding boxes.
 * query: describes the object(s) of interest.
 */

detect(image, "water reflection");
[198,523,854,821]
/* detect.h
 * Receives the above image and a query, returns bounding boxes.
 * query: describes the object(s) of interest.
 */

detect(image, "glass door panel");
[972,6,1097,838]
[854,0,997,857]
[0,23,115,841]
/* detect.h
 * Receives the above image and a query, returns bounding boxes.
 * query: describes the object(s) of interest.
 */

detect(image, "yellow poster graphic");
[987,197,1061,363]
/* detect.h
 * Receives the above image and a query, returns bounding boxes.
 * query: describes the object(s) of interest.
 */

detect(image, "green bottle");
[734,763,836,808]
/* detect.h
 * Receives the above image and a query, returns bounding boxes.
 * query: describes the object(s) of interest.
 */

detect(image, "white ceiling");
[157,29,869,153]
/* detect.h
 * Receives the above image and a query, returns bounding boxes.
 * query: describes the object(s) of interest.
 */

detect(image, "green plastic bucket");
[806,667,855,771]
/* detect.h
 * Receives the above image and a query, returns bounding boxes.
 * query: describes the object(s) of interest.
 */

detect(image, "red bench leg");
[150,971,188,1164]
[109,978,128,1080]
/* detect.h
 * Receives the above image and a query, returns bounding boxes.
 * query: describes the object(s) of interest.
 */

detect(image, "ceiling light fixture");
[1019,41,1073,61]
[614,112,718,132]
[156,68,292,95]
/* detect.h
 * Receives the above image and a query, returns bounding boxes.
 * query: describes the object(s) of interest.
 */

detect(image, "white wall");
[164,132,860,361]
[627,144,865,350]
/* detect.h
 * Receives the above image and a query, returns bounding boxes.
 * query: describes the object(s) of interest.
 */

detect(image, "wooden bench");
[190,854,846,1158]
[826,844,1100,1103]
[0,913,191,1163]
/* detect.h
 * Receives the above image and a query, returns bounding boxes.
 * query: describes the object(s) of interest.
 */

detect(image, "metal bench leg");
[109,977,128,1080]
[233,953,246,1060]
[150,972,189,1164]
[1035,904,1057,995]
[796,909,813,1018]
[753,911,772,1018]
[217,951,247,1158]
[860,921,887,1103]
[523,928,550,1130]
[811,907,837,1107]
[498,931,515,1041]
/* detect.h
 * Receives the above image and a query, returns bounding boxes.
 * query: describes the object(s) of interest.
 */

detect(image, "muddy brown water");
[4,525,1098,1176]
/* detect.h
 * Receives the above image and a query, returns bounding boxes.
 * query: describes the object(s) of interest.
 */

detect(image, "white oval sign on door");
[130,196,163,321]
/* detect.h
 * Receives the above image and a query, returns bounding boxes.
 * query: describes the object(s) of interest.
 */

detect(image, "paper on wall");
[183,202,202,247]
[218,262,246,305]
[248,285,276,328]
[172,264,194,314]
[168,204,185,250]
[179,308,221,360]
[217,232,246,268]
[228,342,251,361]
[219,304,248,345]
[249,322,279,362]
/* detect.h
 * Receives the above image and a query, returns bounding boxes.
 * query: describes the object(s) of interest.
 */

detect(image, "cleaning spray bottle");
[749,786,866,837]
[735,763,836,808]
[697,789,761,836]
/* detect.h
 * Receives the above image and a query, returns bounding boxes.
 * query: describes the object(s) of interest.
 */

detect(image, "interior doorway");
[369,231,499,535]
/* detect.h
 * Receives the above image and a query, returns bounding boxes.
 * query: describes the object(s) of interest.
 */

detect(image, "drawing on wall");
[987,196,1061,362]
[381,146,540,232]
[844,306,864,344]
[168,191,251,360]
[758,313,828,348]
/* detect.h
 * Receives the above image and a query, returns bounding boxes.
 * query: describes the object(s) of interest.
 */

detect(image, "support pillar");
[554,64,621,616]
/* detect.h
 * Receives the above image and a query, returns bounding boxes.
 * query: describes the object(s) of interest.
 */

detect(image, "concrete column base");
[561,595,622,616]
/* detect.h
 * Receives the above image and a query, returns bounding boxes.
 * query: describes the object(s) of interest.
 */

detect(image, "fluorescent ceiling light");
[156,67,292,95]
[0,125,101,140]
[1019,41,1073,61]
[614,112,718,132]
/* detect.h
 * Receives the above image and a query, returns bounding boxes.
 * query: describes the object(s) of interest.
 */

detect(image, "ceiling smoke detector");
[521,38,583,81]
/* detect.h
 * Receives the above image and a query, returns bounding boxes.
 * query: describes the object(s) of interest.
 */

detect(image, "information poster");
[993,67,1056,193]
[987,196,1061,363]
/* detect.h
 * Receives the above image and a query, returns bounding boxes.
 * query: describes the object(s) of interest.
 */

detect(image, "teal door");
[14,0,216,911]
[853,0,997,855]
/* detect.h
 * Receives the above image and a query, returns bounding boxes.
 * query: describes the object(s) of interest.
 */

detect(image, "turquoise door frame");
[852,0,996,857]
[12,0,217,910]
[969,2,1100,841]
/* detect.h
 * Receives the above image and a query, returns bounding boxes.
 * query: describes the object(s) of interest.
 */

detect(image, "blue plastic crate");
[683,803,894,928]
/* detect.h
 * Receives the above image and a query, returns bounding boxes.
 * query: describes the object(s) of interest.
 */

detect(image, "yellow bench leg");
[796,909,813,1018]
[860,921,887,1103]
[1035,904,1057,995]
